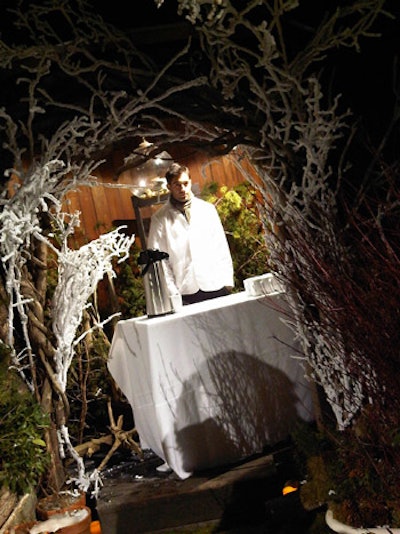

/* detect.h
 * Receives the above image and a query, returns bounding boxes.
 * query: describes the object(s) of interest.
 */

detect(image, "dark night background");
[98,0,400,139]
[0,0,399,152]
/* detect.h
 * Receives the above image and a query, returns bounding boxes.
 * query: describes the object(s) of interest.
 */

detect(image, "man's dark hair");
[165,163,189,184]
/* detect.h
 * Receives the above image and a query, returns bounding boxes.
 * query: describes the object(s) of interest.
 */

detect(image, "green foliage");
[201,181,271,290]
[291,420,331,462]
[292,418,400,528]
[0,346,50,494]
[113,243,147,320]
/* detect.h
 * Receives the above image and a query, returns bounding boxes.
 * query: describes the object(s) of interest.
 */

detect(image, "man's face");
[168,172,192,202]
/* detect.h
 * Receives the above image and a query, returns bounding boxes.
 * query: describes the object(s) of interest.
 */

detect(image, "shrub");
[0,346,50,494]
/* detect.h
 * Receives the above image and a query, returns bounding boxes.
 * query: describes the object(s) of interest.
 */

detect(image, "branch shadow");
[172,349,302,474]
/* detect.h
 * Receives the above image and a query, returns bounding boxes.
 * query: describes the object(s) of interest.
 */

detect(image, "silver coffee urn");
[138,249,174,318]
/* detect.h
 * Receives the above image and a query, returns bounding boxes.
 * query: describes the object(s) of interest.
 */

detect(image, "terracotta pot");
[36,492,86,520]
[50,506,91,534]
[27,505,91,534]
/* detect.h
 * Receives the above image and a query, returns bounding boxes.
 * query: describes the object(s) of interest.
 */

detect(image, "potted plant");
[5,506,92,534]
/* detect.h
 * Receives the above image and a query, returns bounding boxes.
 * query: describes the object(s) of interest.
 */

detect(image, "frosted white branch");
[52,227,134,391]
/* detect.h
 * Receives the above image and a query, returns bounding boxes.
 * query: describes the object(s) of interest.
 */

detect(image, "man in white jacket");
[147,162,234,305]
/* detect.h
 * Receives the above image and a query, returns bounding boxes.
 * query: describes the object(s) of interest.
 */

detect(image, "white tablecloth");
[107,291,314,479]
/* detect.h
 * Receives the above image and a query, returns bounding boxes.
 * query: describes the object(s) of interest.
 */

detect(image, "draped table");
[107,291,314,479]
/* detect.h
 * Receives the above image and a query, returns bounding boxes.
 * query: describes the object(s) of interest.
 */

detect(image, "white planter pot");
[326,509,400,534]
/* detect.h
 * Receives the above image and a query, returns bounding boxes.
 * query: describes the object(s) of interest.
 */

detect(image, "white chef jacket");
[147,196,234,296]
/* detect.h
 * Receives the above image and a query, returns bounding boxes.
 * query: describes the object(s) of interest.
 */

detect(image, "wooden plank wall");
[63,149,258,247]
